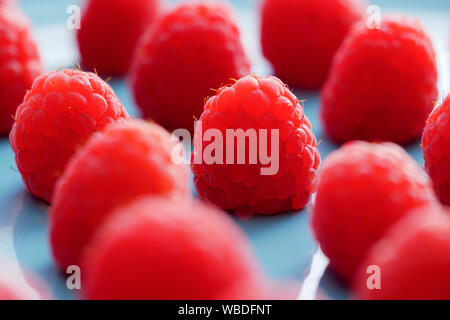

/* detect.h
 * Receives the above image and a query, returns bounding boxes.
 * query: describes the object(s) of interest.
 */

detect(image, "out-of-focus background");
[0,0,448,300]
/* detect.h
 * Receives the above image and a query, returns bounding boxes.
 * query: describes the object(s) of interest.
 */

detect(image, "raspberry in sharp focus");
[0,6,42,134]
[353,205,450,300]
[311,141,437,281]
[9,69,129,203]
[130,1,250,134]
[77,0,163,75]
[83,197,271,300]
[422,94,450,205]
[260,0,364,89]
[49,120,190,270]
[320,17,438,144]
[191,74,321,216]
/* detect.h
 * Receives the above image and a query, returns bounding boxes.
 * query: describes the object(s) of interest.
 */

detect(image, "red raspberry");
[130,1,250,134]
[311,141,436,281]
[260,0,364,89]
[353,205,450,300]
[50,120,190,270]
[0,7,42,134]
[77,0,163,75]
[422,94,450,205]
[10,69,129,202]
[320,17,438,144]
[83,197,272,300]
[192,74,321,216]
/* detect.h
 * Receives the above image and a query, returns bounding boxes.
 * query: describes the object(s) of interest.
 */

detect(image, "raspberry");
[311,141,436,281]
[422,94,450,205]
[130,1,250,134]
[49,120,189,270]
[320,17,438,144]
[77,0,163,75]
[0,7,42,134]
[353,205,450,300]
[10,69,129,202]
[260,0,364,89]
[191,74,321,216]
[83,196,271,300]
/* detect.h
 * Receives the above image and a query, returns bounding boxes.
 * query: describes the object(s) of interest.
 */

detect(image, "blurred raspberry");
[50,120,190,270]
[77,0,163,75]
[192,74,321,216]
[321,17,438,144]
[353,205,450,300]
[83,197,271,300]
[260,0,364,89]
[422,94,450,205]
[311,141,436,281]
[9,69,129,202]
[0,6,42,134]
[130,1,250,134]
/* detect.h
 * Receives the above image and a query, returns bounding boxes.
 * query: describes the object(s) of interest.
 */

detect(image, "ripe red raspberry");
[422,94,450,205]
[83,197,272,300]
[311,141,436,281]
[130,1,250,134]
[353,205,450,300]
[260,0,364,89]
[320,17,438,144]
[0,7,42,134]
[9,69,129,202]
[191,74,321,216]
[50,120,190,270]
[77,0,163,75]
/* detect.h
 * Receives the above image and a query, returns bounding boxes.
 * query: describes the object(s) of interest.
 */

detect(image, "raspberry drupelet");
[422,94,450,205]
[320,17,438,144]
[130,1,250,134]
[311,141,436,281]
[77,0,164,75]
[191,74,321,216]
[50,120,190,270]
[83,197,271,300]
[260,0,364,89]
[0,6,42,134]
[10,69,129,202]
[353,205,450,300]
